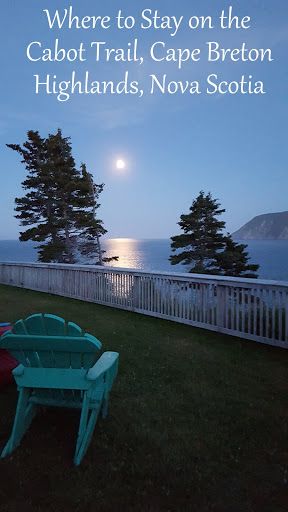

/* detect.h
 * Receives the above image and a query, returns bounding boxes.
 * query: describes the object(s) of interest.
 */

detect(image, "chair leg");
[1,387,35,458]
[75,393,90,456]
[74,393,102,466]
[74,408,100,466]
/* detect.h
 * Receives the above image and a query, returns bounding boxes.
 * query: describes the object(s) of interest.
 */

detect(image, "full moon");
[116,159,126,170]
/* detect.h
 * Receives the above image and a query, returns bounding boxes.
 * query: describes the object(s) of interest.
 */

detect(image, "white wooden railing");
[0,262,288,349]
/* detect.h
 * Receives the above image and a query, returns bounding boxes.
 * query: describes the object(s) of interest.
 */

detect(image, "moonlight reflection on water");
[0,239,288,281]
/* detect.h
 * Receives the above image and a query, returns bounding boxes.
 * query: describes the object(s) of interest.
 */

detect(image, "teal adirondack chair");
[0,313,119,465]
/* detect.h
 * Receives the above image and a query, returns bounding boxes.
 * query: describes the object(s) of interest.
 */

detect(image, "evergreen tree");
[170,191,259,278]
[7,129,117,265]
[170,191,226,274]
[44,129,83,263]
[217,235,259,278]
[8,129,82,263]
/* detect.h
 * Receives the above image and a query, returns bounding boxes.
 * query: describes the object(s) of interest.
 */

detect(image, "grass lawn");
[0,283,287,512]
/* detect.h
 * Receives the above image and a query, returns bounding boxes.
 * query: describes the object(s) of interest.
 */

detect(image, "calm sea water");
[0,239,287,282]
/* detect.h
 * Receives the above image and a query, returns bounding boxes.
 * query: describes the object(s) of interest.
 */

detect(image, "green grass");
[0,284,287,512]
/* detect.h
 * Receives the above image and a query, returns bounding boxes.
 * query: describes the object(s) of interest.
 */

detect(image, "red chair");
[0,323,18,387]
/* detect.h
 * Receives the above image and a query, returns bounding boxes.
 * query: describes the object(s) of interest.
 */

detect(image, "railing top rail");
[1,261,288,289]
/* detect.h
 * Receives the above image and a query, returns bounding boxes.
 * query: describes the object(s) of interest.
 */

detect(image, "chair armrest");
[0,330,12,342]
[12,364,25,376]
[86,352,119,382]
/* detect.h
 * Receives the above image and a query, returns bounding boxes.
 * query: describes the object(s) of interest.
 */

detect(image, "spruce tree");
[7,129,117,265]
[8,129,82,263]
[44,129,82,263]
[170,191,226,274]
[217,235,259,278]
[170,191,259,278]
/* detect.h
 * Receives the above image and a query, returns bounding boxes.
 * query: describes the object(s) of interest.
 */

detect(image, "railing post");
[132,274,141,311]
[216,285,227,330]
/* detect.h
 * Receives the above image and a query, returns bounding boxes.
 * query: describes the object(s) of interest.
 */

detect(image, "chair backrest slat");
[21,314,47,335]
[13,319,28,335]
[43,314,66,336]
[70,353,82,369]
[67,322,83,336]
[38,350,56,368]
[25,350,42,367]
[52,352,71,368]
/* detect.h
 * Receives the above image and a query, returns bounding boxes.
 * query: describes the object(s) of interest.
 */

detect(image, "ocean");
[0,239,287,282]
